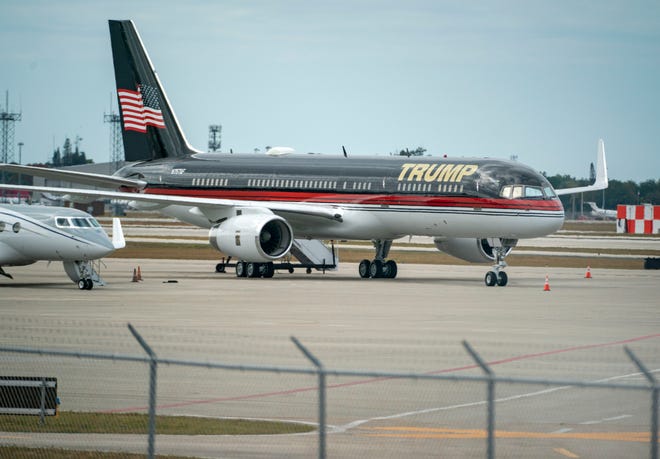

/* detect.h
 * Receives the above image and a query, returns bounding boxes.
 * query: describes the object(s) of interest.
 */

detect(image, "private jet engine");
[209,214,293,262]
[433,237,517,263]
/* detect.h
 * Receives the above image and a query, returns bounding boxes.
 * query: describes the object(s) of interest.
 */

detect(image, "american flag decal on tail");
[118,84,165,132]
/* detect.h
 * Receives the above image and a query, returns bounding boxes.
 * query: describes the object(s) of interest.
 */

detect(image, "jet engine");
[433,237,517,264]
[209,214,293,262]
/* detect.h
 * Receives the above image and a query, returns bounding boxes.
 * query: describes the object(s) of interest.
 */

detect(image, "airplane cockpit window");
[55,217,70,227]
[524,186,544,198]
[72,218,91,228]
[500,185,552,199]
[88,218,101,228]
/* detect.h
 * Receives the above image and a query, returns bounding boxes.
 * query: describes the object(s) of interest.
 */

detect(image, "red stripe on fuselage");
[142,187,564,212]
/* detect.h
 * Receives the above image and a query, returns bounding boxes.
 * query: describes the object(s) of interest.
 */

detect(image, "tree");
[48,137,93,167]
[398,147,427,157]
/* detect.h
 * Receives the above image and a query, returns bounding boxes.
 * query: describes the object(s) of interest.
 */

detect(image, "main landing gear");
[359,239,398,279]
[234,261,276,278]
[484,244,508,287]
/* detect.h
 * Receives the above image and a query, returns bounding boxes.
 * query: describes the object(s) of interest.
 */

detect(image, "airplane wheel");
[384,260,397,279]
[262,262,275,278]
[288,266,294,273]
[236,261,247,278]
[215,263,226,273]
[247,263,260,278]
[78,279,87,290]
[485,271,497,286]
[369,260,384,278]
[306,267,312,274]
[85,279,94,290]
[497,271,508,287]
[358,259,371,278]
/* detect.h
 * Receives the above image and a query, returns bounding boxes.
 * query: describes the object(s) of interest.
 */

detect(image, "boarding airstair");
[290,239,338,272]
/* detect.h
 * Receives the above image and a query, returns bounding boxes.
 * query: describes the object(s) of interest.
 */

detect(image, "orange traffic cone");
[137,266,143,281]
[585,266,592,279]
[543,274,551,291]
[132,268,139,282]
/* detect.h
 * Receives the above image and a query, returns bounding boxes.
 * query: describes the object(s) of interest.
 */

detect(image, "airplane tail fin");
[109,20,197,161]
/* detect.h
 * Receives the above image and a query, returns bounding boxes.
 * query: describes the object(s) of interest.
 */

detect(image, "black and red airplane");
[0,20,608,285]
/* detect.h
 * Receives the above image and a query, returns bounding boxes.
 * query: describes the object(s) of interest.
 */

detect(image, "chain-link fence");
[1,322,658,459]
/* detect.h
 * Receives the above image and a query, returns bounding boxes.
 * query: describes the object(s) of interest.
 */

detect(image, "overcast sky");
[1,0,659,182]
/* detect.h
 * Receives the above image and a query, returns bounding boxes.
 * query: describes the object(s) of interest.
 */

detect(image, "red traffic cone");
[137,266,143,281]
[585,266,592,279]
[543,274,551,291]
[132,268,139,282]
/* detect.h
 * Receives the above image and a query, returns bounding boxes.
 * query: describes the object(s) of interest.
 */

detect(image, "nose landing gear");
[484,243,509,287]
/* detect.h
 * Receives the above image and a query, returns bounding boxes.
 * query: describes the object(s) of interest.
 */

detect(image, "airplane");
[0,19,609,286]
[0,203,125,289]
[585,201,617,220]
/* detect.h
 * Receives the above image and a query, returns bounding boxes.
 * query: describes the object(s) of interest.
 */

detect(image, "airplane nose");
[84,231,117,259]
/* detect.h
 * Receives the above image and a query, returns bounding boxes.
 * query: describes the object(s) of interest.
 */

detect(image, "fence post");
[624,346,658,459]
[291,336,326,459]
[128,323,158,459]
[463,340,495,459]
[39,377,46,425]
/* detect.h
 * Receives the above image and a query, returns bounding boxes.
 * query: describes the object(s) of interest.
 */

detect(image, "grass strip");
[0,412,314,435]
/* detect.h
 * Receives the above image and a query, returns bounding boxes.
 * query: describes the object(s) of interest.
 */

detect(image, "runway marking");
[554,448,580,458]
[359,426,651,443]
[101,332,660,414]
[580,414,633,425]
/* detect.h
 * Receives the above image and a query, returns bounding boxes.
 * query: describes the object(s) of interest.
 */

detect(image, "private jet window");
[544,186,556,198]
[511,186,524,199]
[55,217,70,227]
[525,186,544,198]
[72,218,91,228]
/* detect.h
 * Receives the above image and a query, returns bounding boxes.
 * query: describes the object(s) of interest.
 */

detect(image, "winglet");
[112,218,126,249]
[555,139,608,196]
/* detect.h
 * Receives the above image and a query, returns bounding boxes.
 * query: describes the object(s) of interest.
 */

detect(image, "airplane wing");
[0,184,344,223]
[0,163,146,189]
[554,139,608,196]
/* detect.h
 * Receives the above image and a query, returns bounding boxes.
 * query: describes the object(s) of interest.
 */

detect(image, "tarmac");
[1,260,659,458]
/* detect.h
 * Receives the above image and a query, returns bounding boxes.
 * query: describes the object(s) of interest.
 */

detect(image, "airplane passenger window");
[500,186,512,199]
[512,186,523,199]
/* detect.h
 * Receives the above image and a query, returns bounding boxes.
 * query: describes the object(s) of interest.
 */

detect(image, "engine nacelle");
[433,237,516,264]
[209,214,293,262]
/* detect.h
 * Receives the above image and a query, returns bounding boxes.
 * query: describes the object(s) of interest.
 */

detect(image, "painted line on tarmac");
[101,332,660,414]
[358,426,651,443]
[334,369,657,433]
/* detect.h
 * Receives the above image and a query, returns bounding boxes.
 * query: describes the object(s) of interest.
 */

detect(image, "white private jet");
[585,202,617,220]
[0,204,125,289]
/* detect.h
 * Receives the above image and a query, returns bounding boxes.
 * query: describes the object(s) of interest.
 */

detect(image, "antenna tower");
[1,91,22,183]
[104,112,123,174]
[208,124,222,152]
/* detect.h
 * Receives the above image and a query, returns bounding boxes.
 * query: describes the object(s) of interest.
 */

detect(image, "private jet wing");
[0,184,343,223]
[554,139,608,196]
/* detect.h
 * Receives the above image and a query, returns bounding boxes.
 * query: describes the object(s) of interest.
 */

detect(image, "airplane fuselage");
[0,205,115,266]
[116,153,565,240]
